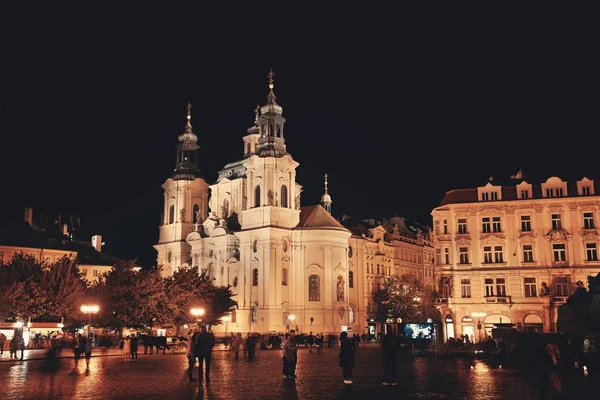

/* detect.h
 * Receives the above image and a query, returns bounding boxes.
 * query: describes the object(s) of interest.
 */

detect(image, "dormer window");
[577,177,595,196]
[542,177,568,198]
[516,181,533,200]
[477,183,501,202]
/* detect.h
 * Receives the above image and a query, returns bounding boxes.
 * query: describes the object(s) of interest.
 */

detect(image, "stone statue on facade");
[295,195,300,210]
[179,208,185,222]
[540,281,550,296]
[336,276,344,301]
[267,190,274,205]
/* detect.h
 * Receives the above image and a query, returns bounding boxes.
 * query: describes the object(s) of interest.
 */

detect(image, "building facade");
[431,174,600,342]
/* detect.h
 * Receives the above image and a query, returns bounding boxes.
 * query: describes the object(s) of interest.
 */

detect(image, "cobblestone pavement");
[0,344,588,400]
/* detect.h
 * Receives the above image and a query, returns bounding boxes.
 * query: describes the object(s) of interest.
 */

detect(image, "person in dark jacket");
[130,334,139,360]
[382,331,399,385]
[339,331,355,384]
[194,326,216,382]
[186,330,198,382]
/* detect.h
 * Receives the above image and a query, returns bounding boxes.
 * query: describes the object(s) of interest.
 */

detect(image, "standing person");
[9,335,18,360]
[123,335,131,361]
[130,334,139,360]
[84,336,93,368]
[0,332,6,356]
[246,334,257,360]
[195,326,216,383]
[283,330,298,380]
[186,329,197,382]
[361,333,367,346]
[315,333,323,353]
[232,333,243,360]
[382,331,399,385]
[306,332,315,353]
[73,334,83,366]
[339,331,355,384]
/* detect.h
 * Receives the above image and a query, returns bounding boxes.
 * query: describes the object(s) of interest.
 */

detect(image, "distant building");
[0,207,128,282]
[431,172,600,342]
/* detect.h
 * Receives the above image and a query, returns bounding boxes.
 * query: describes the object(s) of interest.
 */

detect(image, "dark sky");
[1,7,596,268]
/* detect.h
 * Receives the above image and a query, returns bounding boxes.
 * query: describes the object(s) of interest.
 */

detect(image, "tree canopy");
[373,273,441,324]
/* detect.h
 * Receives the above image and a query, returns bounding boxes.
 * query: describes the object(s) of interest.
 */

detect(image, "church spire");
[321,173,332,213]
[256,69,287,158]
[173,103,201,180]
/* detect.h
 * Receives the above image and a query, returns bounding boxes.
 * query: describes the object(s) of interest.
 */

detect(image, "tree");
[38,256,87,321]
[89,260,167,336]
[373,274,441,324]
[164,266,237,327]
[0,253,47,322]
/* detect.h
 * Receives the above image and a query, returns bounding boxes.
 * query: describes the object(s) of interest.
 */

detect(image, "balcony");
[435,234,452,242]
[552,296,568,304]
[435,298,448,304]
[485,296,511,304]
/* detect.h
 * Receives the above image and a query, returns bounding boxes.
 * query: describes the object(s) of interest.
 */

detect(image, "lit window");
[492,217,502,233]
[552,244,566,262]
[583,212,595,229]
[483,246,493,263]
[496,278,506,296]
[586,243,598,261]
[520,215,532,232]
[457,219,467,234]
[555,277,569,296]
[459,247,469,264]
[524,277,537,297]
[551,214,562,230]
[523,245,534,262]
[460,279,471,298]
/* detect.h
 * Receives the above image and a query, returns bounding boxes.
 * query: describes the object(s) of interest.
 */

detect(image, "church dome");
[321,193,332,203]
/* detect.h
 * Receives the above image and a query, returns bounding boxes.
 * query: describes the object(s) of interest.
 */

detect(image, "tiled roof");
[296,205,349,231]
[438,179,598,206]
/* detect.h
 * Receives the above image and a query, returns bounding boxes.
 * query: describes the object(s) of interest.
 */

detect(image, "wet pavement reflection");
[0,345,588,399]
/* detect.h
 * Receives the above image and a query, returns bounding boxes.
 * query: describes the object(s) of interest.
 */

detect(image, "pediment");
[480,208,503,216]
[456,237,471,245]
[480,234,506,244]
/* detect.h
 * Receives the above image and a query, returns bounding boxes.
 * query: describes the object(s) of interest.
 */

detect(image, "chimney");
[92,235,102,252]
[24,207,33,226]
[62,223,69,236]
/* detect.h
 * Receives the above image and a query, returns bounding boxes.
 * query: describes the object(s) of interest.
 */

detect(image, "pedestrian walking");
[232,333,243,360]
[339,331,355,384]
[84,336,93,368]
[315,333,323,353]
[246,333,257,360]
[307,332,315,353]
[282,330,298,380]
[194,325,215,382]
[186,329,197,382]
[382,331,399,385]
[73,334,83,366]
[0,332,6,356]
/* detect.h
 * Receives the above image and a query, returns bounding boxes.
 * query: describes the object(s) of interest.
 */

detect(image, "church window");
[169,205,175,224]
[282,268,288,286]
[255,185,261,207]
[253,239,258,253]
[281,185,288,208]
[251,305,257,323]
[349,307,354,323]
[309,274,320,301]
[276,124,281,138]
[269,123,274,136]
[233,276,238,288]
[252,268,258,286]
[193,204,200,223]
[246,143,251,154]
[349,271,354,288]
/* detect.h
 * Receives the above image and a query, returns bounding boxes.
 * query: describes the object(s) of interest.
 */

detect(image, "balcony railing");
[485,296,511,304]
[552,296,568,303]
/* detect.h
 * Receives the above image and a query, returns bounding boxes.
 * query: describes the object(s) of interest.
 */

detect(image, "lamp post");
[81,305,100,339]
[471,312,486,343]
[191,307,205,328]
[288,314,296,332]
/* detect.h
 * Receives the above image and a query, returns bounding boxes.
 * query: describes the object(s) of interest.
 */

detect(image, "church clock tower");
[240,70,301,230]
[154,104,209,277]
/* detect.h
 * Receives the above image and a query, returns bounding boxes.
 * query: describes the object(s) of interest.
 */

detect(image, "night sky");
[1,8,596,268]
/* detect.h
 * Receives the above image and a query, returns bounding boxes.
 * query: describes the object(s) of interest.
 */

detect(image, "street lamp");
[471,312,486,343]
[81,305,100,339]
[191,307,205,328]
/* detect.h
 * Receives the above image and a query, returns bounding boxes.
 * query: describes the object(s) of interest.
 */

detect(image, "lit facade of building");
[431,174,600,342]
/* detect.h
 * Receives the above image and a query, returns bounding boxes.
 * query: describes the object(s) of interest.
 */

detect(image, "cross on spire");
[186,102,192,120]
[324,173,329,193]
[254,104,260,121]
[268,69,275,89]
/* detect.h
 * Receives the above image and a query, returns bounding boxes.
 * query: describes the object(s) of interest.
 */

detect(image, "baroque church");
[153,72,356,334]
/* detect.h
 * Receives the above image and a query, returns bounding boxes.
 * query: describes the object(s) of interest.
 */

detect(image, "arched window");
[309,274,320,301]
[169,205,175,224]
[233,276,238,288]
[246,143,251,154]
[251,305,257,323]
[254,185,261,207]
[282,268,288,286]
[349,307,354,323]
[193,204,200,223]
[281,185,288,208]
[252,268,258,286]
[349,271,354,288]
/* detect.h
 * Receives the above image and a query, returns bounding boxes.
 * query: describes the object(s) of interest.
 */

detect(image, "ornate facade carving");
[533,204,544,213]
[581,230,600,242]
[480,208,503,216]
[480,233,506,244]
[549,206,564,213]
[504,205,517,214]
[455,236,471,245]
[546,230,570,242]
[519,232,537,243]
